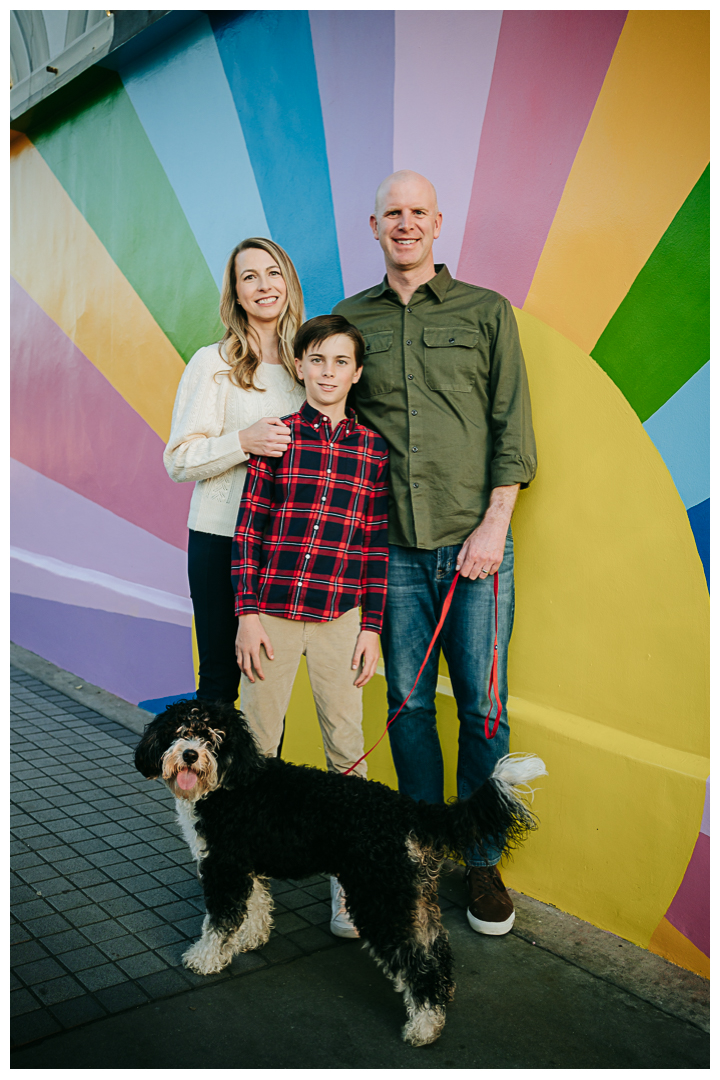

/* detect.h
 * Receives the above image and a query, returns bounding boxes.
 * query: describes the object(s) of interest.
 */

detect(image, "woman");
[164,238,306,704]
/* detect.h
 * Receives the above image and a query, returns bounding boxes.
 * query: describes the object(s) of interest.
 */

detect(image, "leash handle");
[484,570,502,740]
[343,567,501,777]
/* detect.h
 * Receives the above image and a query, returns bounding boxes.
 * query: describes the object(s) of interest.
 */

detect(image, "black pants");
[187,529,240,704]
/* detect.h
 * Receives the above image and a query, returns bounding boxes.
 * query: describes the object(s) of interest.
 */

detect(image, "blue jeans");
[381,531,515,866]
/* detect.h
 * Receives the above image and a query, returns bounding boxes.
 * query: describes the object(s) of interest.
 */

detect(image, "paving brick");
[257,935,304,965]
[13,899,54,922]
[272,911,311,935]
[117,910,165,932]
[11,1009,62,1047]
[11,923,31,945]
[93,980,150,1013]
[47,890,93,913]
[134,886,178,907]
[136,967,190,1000]
[10,852,45,870]
[15,863,59,884]
[86,850,131,869]
[19,913,73,937]
[153,866,194,886]
[33,975,86,1006]
[33,876,77,898]
[70,839,112,856]
[10,988,43,1017]
[48,994,107,1029]
[65,869,110,889]
[57,945,109,972]
[98,935,147,961]
[135,853,175,871]
[288,925,339,955]
[116,951,168,979]
[84,882,128,903]
[39,929,91,955]
[43,855,93,874]
[23,834,67,852]
[100,895,144,917]
[11,940,49,967]
[135,923,184,948]
[13,956,67,985]
[228,950,268,976]
[64,904,109,928]
[153,900,199,922]
[172,914,205,938]
[11,884,44,905]
[77,920,127,944]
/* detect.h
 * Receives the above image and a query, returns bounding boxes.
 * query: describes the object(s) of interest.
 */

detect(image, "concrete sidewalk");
[10,647,710,1069]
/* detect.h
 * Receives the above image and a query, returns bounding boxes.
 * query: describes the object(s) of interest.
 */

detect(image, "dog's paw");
[402,1005,446,1047]
[182,939,230,976]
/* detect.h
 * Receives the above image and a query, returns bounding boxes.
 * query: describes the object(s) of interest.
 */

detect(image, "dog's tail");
[413,754,547,861]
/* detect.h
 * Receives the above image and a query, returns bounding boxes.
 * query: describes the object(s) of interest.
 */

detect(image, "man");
[333,170,537,935]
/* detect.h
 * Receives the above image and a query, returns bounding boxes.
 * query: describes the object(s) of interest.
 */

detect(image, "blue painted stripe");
[119,14,270,290]
[687,498,709,589]
[138,692,197,715]
[210,10,344,317]
[643,362,709,509]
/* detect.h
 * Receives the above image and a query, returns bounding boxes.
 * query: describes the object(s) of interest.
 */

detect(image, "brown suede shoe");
[466,865,515,935]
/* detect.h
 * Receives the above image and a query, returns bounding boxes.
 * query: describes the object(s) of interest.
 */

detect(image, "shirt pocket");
[356,331,395,399]
[423,327,479,392]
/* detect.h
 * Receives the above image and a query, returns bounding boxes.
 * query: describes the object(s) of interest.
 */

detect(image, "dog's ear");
[134,714,168,779]
[214,706,265,789]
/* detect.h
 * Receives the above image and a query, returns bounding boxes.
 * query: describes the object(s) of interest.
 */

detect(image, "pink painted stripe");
[11,277,191,550]
[310,10,395,297]
[11,459,189,598]
[393,11,502,276]
[700,776,709,836]
[457,10,627,305]
[665,832,709,957]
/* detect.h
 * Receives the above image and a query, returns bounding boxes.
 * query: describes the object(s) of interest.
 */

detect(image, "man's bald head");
[374,170,439,216]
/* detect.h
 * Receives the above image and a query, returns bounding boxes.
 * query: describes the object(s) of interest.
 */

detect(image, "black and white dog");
[134,699,546,1046]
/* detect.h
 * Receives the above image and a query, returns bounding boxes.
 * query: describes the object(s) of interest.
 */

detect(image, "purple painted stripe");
[393,11,502,276]
[665,832,709,957]
[458,10,627,305]
[10,277,191,550]
[309,11,394,298]
[11,459,189,598]
[11,593,195,706]
[700,777,709,836]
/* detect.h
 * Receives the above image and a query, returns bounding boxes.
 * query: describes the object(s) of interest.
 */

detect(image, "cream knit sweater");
[164,343,306,537]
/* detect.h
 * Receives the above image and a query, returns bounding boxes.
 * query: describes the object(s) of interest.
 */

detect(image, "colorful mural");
[10,10,708,976]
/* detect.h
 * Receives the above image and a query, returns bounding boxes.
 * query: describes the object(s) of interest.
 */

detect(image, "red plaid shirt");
[232,402,389,631]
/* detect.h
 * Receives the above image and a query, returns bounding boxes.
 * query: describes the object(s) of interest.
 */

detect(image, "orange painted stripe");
[10,132,185,442]
[523,10,709,354]
[649,917,709,979]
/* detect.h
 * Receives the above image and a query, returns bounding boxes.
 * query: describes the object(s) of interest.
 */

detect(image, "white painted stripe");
[10,547,193,616]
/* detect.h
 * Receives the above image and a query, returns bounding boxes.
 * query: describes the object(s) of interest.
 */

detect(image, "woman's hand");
[236,614,274,682]
[238,417,291,457]
[352,630,380,687]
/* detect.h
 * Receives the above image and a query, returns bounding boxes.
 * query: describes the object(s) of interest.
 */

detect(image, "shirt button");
[313,525,319,530]
[407,374,414,380]
[413,483,419,489]
[407,308,412,314]
[411,410,418,416]
[412,446,419,453]
[449,338,455,344]
[304,554,310,559]
[321,496,326,501]
[406,340,412,345]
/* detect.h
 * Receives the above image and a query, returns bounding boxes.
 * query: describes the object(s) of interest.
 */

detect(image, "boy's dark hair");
[293,314,365,368]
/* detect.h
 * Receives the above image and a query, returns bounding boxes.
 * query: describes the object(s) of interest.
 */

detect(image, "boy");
[231,313,389,937]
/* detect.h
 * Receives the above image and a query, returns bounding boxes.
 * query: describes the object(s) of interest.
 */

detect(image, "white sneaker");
[329,875,360,938]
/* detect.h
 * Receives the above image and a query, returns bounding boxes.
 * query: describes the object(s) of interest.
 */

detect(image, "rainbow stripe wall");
[10,10,708,977]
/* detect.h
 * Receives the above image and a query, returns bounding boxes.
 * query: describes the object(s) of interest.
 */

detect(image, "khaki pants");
[240,607,368,777]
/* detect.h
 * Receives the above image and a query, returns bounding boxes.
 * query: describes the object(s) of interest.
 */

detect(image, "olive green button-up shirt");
[333,264,537,550]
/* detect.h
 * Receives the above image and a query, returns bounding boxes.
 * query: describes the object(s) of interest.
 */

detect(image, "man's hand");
[351,630,380,687]
[456,484,519,580]
[236,614,274,682]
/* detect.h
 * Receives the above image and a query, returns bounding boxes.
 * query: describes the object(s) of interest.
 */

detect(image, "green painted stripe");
[27,68,223,364]
[591,164,709,422]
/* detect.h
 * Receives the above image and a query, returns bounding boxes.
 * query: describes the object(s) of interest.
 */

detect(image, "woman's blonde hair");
[219,237,304,390]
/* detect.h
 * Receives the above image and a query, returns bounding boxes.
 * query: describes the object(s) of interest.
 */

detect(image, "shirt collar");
[299,400,357,436]
[368,263,453,303]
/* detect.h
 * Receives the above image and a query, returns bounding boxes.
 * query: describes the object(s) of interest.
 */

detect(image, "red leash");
[343,569,501,776]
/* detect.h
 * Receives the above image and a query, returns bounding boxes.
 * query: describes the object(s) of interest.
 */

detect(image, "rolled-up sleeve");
[488,299,537,490]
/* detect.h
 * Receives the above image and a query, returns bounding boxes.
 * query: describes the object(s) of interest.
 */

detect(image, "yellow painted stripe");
[10,132,185,441]
[524,10,709,354]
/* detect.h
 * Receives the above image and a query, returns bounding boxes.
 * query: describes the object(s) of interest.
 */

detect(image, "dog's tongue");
[176,769,198,791]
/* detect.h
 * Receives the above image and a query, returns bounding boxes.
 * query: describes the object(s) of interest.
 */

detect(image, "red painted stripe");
[11,277,191,550]
[457,10,627,307]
